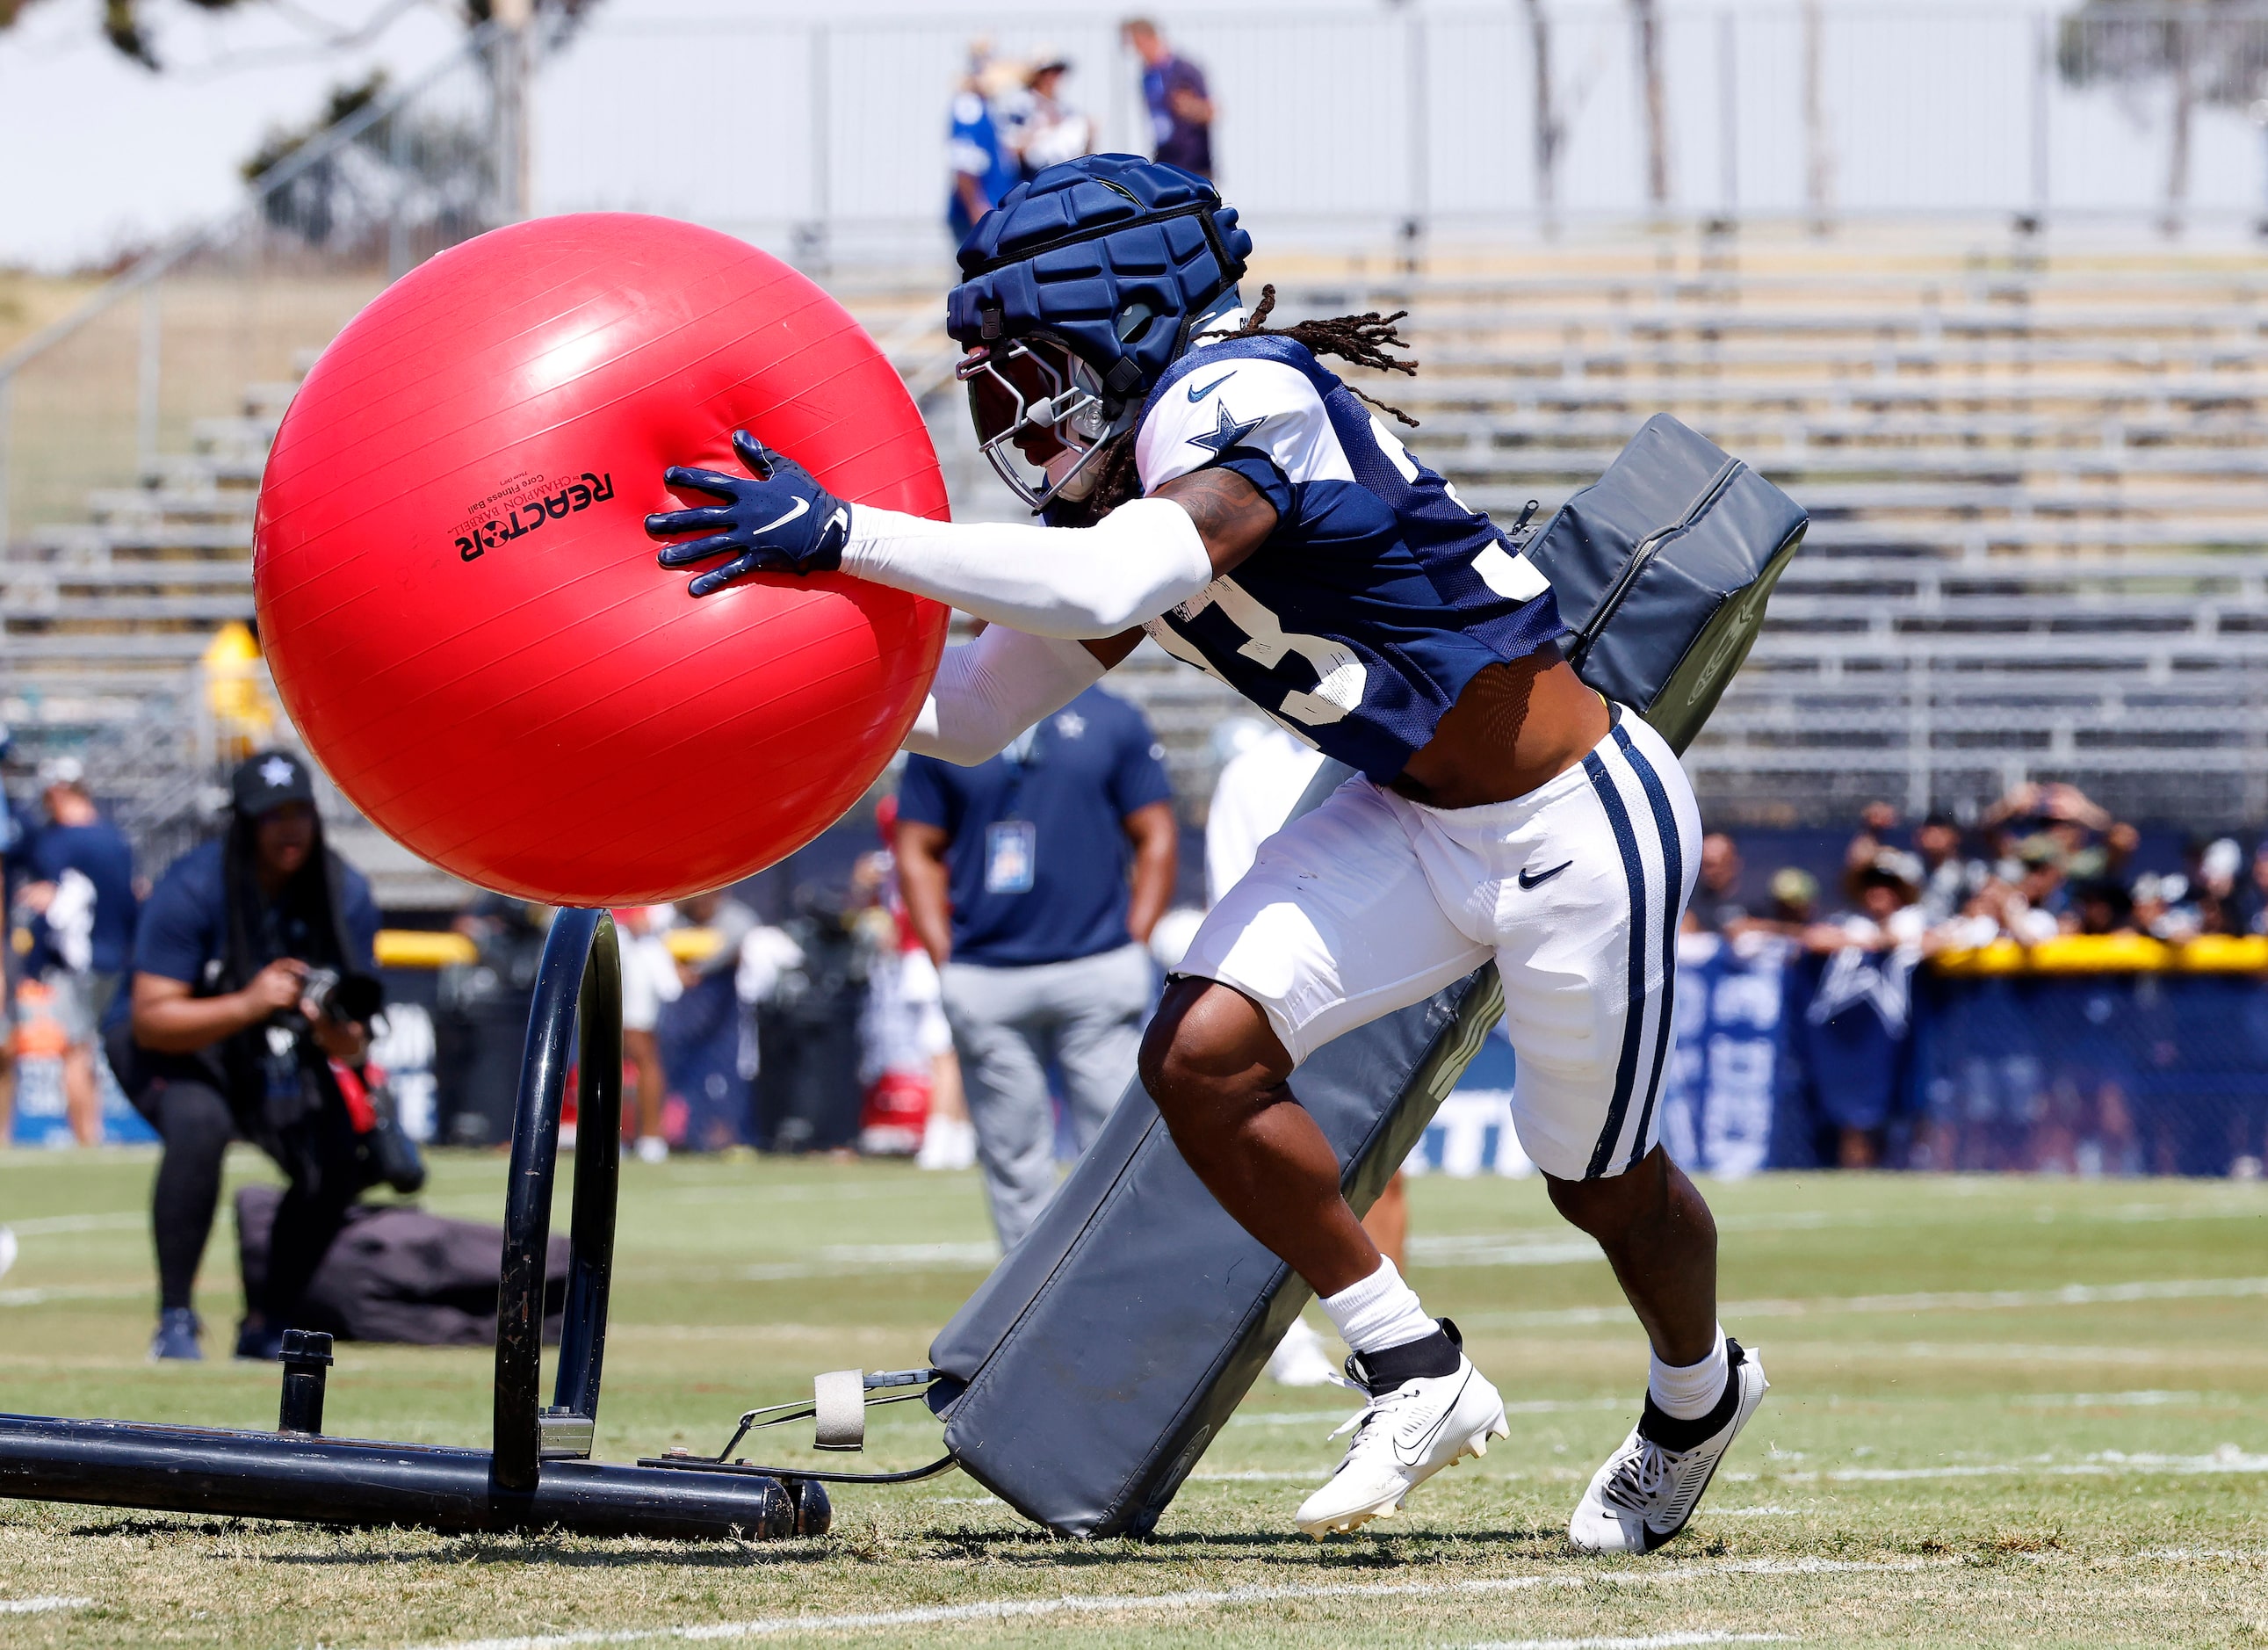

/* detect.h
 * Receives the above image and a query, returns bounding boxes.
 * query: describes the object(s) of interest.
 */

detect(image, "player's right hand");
[646,431,853,596]
[243,959,309,1017]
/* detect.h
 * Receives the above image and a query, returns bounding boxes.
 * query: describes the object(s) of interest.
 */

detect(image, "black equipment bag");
[235,1185,569,1347]
[928,915,1502,1538]
[1522,412,1807,754]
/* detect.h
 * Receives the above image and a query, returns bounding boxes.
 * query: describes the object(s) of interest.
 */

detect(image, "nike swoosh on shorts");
[1518,859,1575,890]
[1187,371,1236,402]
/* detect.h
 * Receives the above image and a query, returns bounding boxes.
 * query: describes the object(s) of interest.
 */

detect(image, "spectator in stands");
[1913,811,1982,924]
[949,44,1024,243]
[896,686,1178,1250]
[1799,849,1929,1167]
[1766,867,1818,929]
[2248,843,2268,936]
[2186,836,2244,937]
[2069,879,2137,937]
[1683,832,1748,934]
[1123,18,1214,177]
[9,758,136,1145]
[1005,51,1094,182]
[119,751,383,1363]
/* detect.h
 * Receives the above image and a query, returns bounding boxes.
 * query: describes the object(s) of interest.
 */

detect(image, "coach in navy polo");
[895,683,1179,1248]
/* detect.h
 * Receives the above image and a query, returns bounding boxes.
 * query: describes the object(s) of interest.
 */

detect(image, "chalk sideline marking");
[396,1560,1948,1649]
[0,1597,92,1616]
[1470,1275,2268,1329]
[1466,1635,1788,1650]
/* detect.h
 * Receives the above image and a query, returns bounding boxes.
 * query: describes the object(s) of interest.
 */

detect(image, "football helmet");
[947,153,1252,510]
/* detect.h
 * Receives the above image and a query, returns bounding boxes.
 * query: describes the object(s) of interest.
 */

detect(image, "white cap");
[2203,837,2243,883]
[37,756,85,789]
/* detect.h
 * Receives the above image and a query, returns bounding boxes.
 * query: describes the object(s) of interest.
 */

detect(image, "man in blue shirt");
[11,758,138,1145]
[948,51,1023,243]
[895,683,1178,1248]
[122,749,384,1362]
[1123,18,1214,177]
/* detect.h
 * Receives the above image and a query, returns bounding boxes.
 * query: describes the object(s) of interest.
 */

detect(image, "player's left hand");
[647,430,852,596]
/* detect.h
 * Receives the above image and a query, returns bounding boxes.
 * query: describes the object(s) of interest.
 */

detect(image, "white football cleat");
[1268,1318,1340,1387]
[1569,1337,1768,1553]
[1295,1328,1511,1538]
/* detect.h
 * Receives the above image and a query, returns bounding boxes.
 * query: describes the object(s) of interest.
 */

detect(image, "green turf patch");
[2,1152,2263,1646]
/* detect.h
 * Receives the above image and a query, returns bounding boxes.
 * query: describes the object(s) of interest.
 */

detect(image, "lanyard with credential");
[984,724,1044,895]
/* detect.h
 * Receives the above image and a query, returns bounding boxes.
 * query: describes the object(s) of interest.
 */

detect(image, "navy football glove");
[646,430,852,597]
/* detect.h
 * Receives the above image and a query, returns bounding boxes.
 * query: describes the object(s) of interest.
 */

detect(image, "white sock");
[1319,1258,1439,1355]
[1649,1324,1730,1420]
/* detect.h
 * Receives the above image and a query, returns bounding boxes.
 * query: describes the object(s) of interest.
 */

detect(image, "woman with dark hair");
[119,749,384,1362]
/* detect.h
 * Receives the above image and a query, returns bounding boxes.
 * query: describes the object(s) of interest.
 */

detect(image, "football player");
[646,155,1766,1548]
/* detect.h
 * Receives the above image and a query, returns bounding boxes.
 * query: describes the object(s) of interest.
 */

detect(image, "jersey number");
[1153,577,1369,730]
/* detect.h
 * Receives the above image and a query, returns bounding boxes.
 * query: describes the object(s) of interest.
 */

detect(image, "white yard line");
[1769,1446,2268,1482]
[0,1597,92,1616]
[1466,1634,1789,1650]
[1475,1275,2268,1328]
[1232,1396,1627,1429]
[394,1560,1948,1650]
[0,1284,145,1308]
[4,1212,142,1236]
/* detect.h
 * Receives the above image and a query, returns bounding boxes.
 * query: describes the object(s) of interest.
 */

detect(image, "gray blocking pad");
[1523,410,1808,756]
[928,962,1503,1537]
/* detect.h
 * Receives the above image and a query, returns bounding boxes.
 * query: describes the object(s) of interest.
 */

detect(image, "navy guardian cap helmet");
[946,153,1253,510]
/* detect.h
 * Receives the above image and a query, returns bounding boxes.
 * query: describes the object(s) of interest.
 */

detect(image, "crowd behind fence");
[11,733,2267,1178]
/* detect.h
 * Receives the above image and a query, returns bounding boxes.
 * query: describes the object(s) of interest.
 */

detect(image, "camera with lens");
[299,966,385,1029]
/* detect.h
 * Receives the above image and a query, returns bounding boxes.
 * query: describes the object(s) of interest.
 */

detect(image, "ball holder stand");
[0,909,833,1542]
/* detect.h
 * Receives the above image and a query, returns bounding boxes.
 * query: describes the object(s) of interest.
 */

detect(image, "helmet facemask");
[959,335,1130,512]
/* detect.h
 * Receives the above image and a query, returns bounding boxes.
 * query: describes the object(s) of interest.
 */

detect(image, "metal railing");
[536,4,2268,263]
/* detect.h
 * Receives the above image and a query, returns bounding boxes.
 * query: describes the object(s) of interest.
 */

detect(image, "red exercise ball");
[254,213,949,906]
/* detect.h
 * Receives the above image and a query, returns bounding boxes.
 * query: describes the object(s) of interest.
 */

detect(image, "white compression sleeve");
[903,626,1108,766]
[841,496,1212,640]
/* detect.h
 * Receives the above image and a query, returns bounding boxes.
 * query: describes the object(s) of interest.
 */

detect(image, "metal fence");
[537,4,2268,262]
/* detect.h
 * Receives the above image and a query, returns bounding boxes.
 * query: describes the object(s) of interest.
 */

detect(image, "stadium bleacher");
[11,227,2268,887]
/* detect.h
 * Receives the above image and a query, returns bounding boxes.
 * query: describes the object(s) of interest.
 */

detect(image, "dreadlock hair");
[1200,283,1421,428]
[1049,283,1423,525]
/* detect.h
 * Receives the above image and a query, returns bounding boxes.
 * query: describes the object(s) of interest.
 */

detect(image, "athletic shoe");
[234,1321,285,1362]
[1294,1322,1510,1538]
[1268,1317,1340,1387]
[1568,1337,1768,1553]
[634,1134,670,1166]
[915,1115,977,1171]
[0,1225,16,1283]
[150,1307,203,1363]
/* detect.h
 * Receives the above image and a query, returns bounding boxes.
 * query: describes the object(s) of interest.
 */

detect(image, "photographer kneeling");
[120,751,404,1363]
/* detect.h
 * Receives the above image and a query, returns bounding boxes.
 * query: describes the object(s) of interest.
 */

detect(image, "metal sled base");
[0,909,828,1542]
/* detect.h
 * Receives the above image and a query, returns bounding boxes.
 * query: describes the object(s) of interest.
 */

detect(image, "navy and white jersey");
[1134,334,1566,783]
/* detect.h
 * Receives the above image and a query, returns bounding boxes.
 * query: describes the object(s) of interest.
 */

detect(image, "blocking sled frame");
[0,910,836,1542]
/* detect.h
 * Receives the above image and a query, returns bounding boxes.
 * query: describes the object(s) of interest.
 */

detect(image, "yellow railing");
[373,928,724,970]
[1932,935,2268,977]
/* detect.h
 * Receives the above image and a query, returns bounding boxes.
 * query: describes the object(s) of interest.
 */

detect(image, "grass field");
[0,1148,2262,1648]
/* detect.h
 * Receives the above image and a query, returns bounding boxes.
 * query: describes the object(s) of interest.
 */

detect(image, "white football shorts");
[1177,707,1701,1182]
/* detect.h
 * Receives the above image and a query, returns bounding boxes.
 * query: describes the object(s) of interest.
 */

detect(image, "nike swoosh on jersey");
[1518,858,1575,890]
[1186,370,1236,402]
